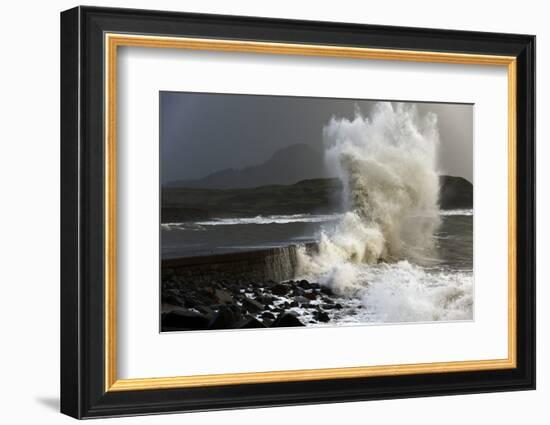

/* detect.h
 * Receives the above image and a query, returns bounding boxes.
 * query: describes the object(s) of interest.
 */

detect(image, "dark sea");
[161,209,473,324]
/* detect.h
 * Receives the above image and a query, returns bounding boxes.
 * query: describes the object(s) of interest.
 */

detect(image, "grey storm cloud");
[160,91,473,184]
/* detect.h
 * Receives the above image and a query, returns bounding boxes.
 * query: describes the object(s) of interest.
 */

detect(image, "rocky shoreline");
[161,276,348,332]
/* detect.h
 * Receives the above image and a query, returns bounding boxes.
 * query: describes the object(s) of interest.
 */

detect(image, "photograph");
[160,93,474,332]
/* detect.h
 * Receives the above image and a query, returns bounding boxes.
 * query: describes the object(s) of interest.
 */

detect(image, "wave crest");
[298,102,442,293]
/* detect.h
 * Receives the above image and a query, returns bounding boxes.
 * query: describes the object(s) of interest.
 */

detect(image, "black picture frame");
[61,5,535,419]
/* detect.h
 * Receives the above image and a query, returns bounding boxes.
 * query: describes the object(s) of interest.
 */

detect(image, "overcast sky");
[160,92,473,184]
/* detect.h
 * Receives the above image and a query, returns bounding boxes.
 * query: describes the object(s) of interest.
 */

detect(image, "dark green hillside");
[439,175,473,210]
[161,176,472,223]
[162,178,343,222]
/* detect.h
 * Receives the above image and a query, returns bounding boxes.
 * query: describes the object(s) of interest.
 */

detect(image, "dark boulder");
[196,305,215,316]
[161,290,185,307]
[304,292,318,301]
[255,294,275,305]
[208,305,242,329]
[271,283,291,296]
[161,309,212,331]
[291,287,305,297]
[293,295,310,304]
[297,279,312,289]
[313,310,331,323]
[241,297,264,314]
[237,316,268,329]
[214,289,234,304]
[197,288,217,304]
[261,311,276,320]
[271,312,305,327]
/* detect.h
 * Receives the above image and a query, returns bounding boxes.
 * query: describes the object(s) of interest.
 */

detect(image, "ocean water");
[161,213,338,258]
[297,210,473,324]
[161,209,473,324]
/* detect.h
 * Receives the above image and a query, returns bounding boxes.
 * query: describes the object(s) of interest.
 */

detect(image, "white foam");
[296,102,472,323]
[161,213,341,230]
[298,102,441,274]
[439,209,473,216]
[358,261,472,322]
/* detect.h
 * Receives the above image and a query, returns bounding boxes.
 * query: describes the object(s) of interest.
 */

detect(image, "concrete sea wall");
[162,243,317,284]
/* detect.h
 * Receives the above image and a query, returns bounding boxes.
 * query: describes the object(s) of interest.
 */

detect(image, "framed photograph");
[60,6,535,419]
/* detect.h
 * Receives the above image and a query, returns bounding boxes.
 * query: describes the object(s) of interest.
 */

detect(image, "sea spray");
[297,102,443,296]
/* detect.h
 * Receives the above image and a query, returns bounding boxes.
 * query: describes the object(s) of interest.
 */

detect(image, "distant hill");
[162,178,342,222]
[161,176,472,223]
[439,175,473,210]
[165,143,329,189]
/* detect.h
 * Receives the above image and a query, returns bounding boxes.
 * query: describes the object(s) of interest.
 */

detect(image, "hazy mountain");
[165,143,329,189]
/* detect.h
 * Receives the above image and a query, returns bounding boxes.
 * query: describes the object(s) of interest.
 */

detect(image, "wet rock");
[161,290,185,307]
[241,297,264,314]
[196,305,216,316]
[297,279,312,289]
[256,294,275,305]
[214,289,234,304]
[289,300,299,308]
[271,312,305,327]
[293,295,310,304]
[304,292,317,301]
[313,311,330,323]
[271,283,290,296]
[208,305,242,329]
[197,288,217,304]
[182,296,198,309]
[291,289,304,298]
[161,303,181,314]
[161,309,212,331]
[237,316,267,329]
[261,311,276,320]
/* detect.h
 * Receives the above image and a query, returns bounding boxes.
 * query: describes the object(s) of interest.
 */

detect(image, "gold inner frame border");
[104,33,517,392]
